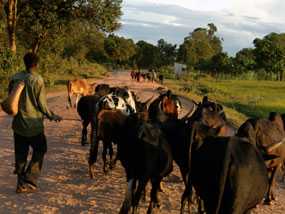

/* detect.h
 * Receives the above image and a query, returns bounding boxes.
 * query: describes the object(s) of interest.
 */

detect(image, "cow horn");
[181,104,197,120]
[144,95,155,105]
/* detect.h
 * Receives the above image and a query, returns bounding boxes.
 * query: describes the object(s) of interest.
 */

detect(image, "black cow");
[161,96,234,213]
[118,113,173,214]
[77,84,113,146]
[189,122,268,214]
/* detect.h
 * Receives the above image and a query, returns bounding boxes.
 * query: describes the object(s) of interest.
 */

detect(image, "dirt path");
[0,72,284,214]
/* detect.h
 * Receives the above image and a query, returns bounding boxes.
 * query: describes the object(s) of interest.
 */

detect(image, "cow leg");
[102,141,109,174]
[67,94,72,109]
[265,166,279,204]
[88,122,99,179]
[110,149,119,170]
[109,143,115,169]
[132,178,149,214]
[75,94,80,108]
[81,120,89,146]
[119,178,135,214]
[147,177,162,214]
[180,169,192,214]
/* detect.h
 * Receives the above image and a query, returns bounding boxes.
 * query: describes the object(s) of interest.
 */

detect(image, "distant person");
[151,69,157,82]
[158,74,164,84]
[8,52,62,193]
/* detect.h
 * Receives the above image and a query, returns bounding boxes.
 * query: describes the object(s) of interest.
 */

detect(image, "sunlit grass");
[165,77,285,126]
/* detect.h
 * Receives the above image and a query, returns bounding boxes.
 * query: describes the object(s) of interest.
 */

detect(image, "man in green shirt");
[9,52,62,193]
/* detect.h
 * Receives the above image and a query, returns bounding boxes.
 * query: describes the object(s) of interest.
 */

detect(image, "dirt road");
[0,72,284,214]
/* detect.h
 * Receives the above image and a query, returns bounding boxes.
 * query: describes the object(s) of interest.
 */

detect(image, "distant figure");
[151,69,157,82]
[158,74,164,84]
[130,70,136,80]
[8,52,62,193]
[136,71,141,82]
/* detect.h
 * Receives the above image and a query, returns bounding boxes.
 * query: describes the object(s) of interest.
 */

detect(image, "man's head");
[23,52,39,71]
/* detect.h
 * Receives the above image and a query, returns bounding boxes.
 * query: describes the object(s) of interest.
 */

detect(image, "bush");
[158,66,175,79]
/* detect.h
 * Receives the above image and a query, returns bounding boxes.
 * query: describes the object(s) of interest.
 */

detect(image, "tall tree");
[177,23,222,68]
[5,0,17,53]
[135,40,160,70]
[157,39,176,67]
[254,33,285,81]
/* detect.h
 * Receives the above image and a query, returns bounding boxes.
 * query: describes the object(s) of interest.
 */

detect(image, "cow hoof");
[119,200,131,214]
[264,199,273,205]
[81,141,88,146]
[147,202,160,214]
[89,165,95,179]
[103,167,108,175]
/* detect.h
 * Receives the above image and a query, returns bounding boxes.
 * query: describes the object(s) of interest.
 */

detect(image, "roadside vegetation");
[165,73,285,125]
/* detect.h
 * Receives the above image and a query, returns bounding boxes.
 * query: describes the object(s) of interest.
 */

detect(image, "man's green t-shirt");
[9,71,54,137]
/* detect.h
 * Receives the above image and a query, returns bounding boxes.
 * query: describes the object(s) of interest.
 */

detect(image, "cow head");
[189,96,226,129]
[160,90,182,118]
[95,84,111,97]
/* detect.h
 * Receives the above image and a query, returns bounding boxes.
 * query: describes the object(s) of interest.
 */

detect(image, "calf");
[67,79,93,108]
[117,113,173,214]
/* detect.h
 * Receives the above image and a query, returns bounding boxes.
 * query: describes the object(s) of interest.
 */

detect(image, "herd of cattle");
[66,78,285,214]
[130,70,164,84]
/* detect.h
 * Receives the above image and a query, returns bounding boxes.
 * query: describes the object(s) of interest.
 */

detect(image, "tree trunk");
[7,0,17,53]
[0,0,3,19]
[32,39,40,54]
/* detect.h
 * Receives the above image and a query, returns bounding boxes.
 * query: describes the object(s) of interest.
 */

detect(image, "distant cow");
[189,122,268,214]
[67,79,94,108]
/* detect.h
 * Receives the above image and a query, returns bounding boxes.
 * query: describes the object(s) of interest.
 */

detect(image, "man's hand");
[50,114,62,122]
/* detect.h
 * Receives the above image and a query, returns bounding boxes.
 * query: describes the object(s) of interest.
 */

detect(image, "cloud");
[117,1,285,55]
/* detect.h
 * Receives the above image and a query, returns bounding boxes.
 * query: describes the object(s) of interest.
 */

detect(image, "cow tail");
[67,80,72,107]
[214,139,233,214]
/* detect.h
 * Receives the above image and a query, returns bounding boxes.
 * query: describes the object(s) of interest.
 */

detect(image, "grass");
[165,75,285,126]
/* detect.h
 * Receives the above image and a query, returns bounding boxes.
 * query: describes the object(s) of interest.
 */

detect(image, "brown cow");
[237,112,285,204]
[67,79,94,108]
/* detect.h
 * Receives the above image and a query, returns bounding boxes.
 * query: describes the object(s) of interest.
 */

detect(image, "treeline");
[0,0,123,95]
[1,1,285,83]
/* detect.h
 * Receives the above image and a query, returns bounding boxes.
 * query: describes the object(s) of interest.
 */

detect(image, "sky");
[117,0,285,55]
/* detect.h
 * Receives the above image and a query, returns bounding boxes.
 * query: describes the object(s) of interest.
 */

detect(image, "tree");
[104,34,136,66]
[254,33,285,81]
[157,38,176,67]
[135,40,160,70]
[177,23,222,69]
[17,0,122,53]
[210,52,232,75]
[234,48,256,73]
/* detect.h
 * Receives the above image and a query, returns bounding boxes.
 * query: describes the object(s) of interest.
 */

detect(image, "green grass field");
[166,76,285,126]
